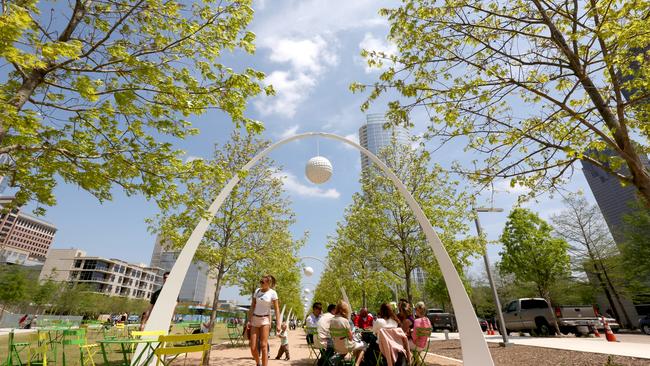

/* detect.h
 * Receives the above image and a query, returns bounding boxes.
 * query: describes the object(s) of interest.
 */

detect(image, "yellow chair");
[153,333,211,366]
[27,332,49,366]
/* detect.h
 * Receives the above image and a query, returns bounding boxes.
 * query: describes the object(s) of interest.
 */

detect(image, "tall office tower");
[358,114,410,170]
[0,154,12,194]
[150,235,217,305]
[0,196,56,263]
[581,152,650,326]
[581,153,650,245]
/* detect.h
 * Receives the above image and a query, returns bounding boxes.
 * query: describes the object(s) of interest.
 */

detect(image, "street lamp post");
[474,207,510,347]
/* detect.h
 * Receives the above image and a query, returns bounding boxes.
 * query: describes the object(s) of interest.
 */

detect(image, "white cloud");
[357,32,397,73]
[184,155,203,163]
[279,124,300,139]
[252,1,391,39]
[493,179,531,194]
[274,172,340,199]
[267,37,338,74]
[255,36,338,118]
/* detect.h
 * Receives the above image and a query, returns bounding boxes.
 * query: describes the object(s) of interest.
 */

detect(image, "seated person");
[411,301,432,350]
[372,303,399,336]
[330,301,366,366]
[354,308,374,330]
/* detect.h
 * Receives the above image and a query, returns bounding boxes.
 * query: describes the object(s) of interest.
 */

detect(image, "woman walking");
[247,275,281,366]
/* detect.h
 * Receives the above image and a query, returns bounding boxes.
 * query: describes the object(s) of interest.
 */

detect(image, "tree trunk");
[361,289,367,309]
[600,262,633,328]
[404,272,412,305]
[203,269,224,366]
[591,264,621,324]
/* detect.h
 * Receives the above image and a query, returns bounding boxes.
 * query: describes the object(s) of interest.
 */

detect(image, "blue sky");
[33,0,599,304]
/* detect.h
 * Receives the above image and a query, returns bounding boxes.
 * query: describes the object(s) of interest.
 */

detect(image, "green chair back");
[329,327,349,338]
[62,329,87,346]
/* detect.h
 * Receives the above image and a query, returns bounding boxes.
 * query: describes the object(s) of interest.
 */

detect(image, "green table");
[97,338,159,366]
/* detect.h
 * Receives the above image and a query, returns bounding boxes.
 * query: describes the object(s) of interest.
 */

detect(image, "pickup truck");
[426,308,457,332]
[501,298,599,336]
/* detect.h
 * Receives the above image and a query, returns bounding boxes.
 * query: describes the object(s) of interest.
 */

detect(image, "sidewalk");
[197,329,453,366]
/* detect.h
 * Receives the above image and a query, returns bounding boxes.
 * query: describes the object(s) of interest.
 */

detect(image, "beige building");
[0,197,56,262]
[40,248,164,300]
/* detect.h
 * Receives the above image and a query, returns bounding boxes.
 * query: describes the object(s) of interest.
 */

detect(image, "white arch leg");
[138,132,493,366]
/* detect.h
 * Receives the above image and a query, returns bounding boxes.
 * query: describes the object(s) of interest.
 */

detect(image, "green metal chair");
[304,327,320,363]
[411,327,432,366]
[6,330,28,366]
[61,329,99,366]
[226,323,244,346]
[328,327,355,366]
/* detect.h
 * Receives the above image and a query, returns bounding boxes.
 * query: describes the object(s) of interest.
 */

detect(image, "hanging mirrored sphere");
[303,266,314,276]
[305,156,333,184]
[304,288,311,294]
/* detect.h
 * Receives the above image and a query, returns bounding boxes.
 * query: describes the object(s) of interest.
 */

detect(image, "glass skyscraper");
[358,114,409,170]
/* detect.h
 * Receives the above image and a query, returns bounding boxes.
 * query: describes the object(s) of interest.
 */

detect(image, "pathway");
[193,329,454,366]
[428,332,650,359]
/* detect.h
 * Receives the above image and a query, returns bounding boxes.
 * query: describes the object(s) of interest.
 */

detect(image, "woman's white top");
[372,318,398,335]
[253,288,278,316]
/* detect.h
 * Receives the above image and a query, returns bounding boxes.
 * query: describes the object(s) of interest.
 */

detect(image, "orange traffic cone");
[487,322,494,335]
[593,325,601,337]
[603,317,617,342]
[492,323,499,335]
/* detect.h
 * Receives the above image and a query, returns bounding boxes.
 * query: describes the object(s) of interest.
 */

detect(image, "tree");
[314,141,480,308]
[324,192,396,309]
[499,208,570,333]
[0,265,28,320]
[620,205,650,304]
[360,142,479,304]
[0,0,269,211]
[353,0,650,206]
[551,194,633,327]
[152,130,300,362]
[499,208,570,299]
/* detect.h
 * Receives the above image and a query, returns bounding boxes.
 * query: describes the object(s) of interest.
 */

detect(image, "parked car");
[639,315,650,335]
[127,315,140,323]
[500,298,599,336]
[427,308,456,331]
[477,318,488,332]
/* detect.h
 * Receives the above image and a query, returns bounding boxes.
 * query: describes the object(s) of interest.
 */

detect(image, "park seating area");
[2,322,215,366]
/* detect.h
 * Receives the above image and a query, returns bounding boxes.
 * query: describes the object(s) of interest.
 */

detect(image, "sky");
[29,0,601,305]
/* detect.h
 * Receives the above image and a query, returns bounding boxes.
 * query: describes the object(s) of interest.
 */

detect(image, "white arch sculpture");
[141,132,494,365]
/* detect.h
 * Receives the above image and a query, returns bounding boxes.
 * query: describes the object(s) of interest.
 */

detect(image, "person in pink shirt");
[411,302,432,350]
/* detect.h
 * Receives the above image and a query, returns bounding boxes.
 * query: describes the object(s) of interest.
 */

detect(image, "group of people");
[305,299,432,366]
[243,274,432,366]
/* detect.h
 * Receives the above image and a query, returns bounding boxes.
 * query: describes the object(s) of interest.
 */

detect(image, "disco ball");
[305,156,333,184]
[304,296,309,301]
[303,266,314,277]
[304,288,311,294]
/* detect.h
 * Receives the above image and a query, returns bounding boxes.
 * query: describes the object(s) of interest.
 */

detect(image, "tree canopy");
[499,208,570,300]
[354,0,650,206]
[0,0,269,212]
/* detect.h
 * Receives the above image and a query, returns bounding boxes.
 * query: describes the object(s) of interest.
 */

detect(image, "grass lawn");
[0,323,232,366]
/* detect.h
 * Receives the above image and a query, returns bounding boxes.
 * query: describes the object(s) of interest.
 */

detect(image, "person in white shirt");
[317,304,337,349]
[247,275,281,366]
[305,302,323,345]
[372,303,400,335]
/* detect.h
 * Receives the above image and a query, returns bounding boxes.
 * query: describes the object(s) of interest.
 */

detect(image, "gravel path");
[428,340,650,366]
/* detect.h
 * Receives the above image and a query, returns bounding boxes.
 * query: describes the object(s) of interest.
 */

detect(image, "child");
[274,322,290,361]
